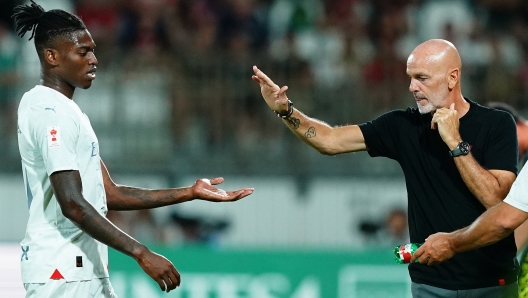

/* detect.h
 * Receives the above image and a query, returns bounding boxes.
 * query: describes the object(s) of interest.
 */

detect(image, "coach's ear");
[448,68,460,90]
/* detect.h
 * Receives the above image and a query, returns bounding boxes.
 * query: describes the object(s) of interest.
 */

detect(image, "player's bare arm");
[252,65,367,155]
[432,104,516,208]
[101,160,254,211]
[411,202,528,265]
[515,220,528,252]
[50,170,180,292]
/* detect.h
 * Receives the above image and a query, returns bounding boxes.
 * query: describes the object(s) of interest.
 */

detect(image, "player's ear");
[44,48,60,66]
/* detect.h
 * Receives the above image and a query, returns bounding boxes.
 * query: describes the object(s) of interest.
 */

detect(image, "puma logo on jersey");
[44,106,56,113]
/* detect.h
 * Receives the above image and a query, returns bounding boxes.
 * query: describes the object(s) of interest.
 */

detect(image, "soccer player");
[252,39,519,297]
[13,1,254,297]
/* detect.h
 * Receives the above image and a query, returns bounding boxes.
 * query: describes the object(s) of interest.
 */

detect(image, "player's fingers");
[232,189,254,199]
[279,85,289,95]
[172,267,181,287]
[209,177,224,185]
[155,277,165,292]
[251,75,261,83]
[168,270,179,287]
[166,273,178,291]
[161,275,173,293]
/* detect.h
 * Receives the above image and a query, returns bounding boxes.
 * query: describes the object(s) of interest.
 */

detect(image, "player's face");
[57,30,98,90]
[406,53,449,114]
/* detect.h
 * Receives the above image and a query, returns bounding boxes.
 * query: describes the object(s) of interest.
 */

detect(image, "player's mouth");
[87,68,97,80]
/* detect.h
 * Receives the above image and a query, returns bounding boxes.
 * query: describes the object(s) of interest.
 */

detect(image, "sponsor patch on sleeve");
[47,126,60,147]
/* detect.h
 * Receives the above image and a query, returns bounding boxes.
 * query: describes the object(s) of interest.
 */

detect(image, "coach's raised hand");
[252,65,289,114]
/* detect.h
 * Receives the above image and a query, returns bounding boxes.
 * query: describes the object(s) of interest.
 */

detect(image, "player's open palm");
[191,178,254,202]
[137,249,180,293]
[252,65,289,113]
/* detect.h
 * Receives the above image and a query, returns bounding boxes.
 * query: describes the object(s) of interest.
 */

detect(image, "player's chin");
[79,80,94,89]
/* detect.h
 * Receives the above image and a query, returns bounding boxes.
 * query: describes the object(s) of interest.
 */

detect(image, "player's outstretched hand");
[411,232,456,266]
[251,65,290,114]
[136,248,180,293]
[191,177,254,202]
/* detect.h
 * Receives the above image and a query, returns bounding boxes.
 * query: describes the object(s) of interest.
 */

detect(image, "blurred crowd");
[1,0,528,170]
[1,0,528,171]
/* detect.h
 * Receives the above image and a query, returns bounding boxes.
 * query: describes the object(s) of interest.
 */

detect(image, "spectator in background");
[358,207,409,246]
[381,208,409,246]
[75,0,120,61]
[0,20,20,157]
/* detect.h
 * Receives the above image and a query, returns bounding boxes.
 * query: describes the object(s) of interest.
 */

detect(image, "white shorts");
[24,278,118,298]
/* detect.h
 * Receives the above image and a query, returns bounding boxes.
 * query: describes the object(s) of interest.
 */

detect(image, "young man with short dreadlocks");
[13,1,254,297]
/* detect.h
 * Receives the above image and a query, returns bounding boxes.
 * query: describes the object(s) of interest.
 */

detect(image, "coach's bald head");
[407,39,465,114]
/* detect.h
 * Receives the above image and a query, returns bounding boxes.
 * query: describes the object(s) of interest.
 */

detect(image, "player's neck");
[40,78,75,100]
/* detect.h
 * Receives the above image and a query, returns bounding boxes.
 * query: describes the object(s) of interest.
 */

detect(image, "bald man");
[252,39,519,297]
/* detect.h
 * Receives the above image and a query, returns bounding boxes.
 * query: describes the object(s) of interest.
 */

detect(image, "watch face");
[460,142,470,154]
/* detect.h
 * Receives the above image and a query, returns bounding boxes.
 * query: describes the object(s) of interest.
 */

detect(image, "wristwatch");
[449,141,471,157]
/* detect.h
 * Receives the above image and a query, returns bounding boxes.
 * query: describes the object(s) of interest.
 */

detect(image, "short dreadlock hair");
[12,0,87,57]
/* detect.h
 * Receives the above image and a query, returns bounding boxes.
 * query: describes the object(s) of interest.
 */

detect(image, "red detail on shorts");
[50,269,64,280]
[499,278,505,286]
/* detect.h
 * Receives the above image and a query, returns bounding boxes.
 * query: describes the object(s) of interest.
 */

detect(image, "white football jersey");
[17,85,109,283]
[504,164,528,212]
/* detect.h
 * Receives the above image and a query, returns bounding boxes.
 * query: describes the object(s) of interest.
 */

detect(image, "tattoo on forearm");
[118,187,187,209]
[286,116,300,129]
[304,126,316,138]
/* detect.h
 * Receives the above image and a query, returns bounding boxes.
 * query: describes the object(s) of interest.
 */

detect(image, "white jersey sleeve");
[504,165,528,212]
[35,107,80,175]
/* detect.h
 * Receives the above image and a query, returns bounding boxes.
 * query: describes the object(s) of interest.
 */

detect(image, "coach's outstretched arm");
[100,161,254,211]
[50,170,180,293]
[252,66,367,155]
[410,202,528,266]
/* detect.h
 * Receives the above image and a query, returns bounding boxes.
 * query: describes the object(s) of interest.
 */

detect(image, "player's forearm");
[106,185,193,210]
[50,171,149,260]
[450,204,515,253]
[71,201,150,260]
[453,154,510,208]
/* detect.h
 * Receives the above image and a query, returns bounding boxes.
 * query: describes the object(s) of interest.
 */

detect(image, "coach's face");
[56,29,98,90]
[406,50,450,114]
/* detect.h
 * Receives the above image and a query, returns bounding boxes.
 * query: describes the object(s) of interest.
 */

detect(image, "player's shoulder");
[23,86,78,117]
